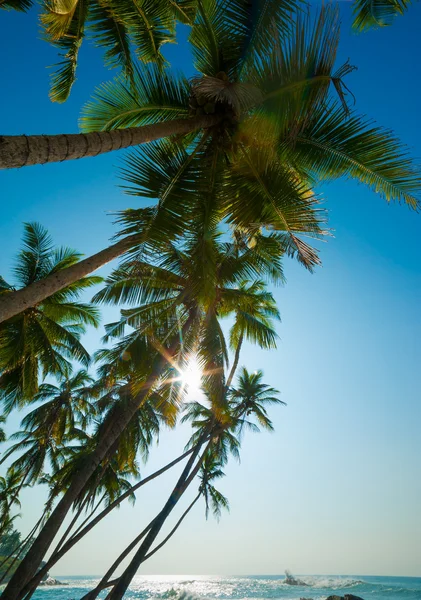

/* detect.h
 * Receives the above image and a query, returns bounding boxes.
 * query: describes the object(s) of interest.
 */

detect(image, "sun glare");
[181,357,203,396]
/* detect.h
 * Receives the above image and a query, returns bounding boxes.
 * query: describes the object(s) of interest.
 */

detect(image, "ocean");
[30,574,421,600]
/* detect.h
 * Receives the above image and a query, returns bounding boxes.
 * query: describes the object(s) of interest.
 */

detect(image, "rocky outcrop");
[326,595,364,600]
[284,570,309,586]
[39,577,67,586]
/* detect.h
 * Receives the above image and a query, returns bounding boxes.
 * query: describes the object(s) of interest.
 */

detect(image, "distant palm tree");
[0,223,101,412]
[0,370,96,492]
[198,453,229,521]
[0,470,22,537]
[230,368,285,435]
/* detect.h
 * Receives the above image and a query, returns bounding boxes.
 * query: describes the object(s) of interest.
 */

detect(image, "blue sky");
[0,1,420,577]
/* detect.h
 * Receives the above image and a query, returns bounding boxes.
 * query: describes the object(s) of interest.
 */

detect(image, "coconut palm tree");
[198,453,229,520]
[225,279,280,388]
[0,3,418,323]
[0,1,418,200]
[0,223,101,412]
[0,470,22,537]
[4,217,283,600]
[229,367,284,435]
[0,370,97,493]
[104,365,280,600]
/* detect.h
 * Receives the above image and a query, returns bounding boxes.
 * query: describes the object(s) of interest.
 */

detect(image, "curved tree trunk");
[84,492,201,600]
[226,334,244,389]
[81,437,207,600]
[0,115,220,170]
[21,447,197,598]
[0,234,139,324]
[108,438,211,600]
[1,322,194,600]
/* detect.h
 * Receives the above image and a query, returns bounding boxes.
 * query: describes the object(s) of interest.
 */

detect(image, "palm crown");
[0,223,101,413]
[82,2,419,278]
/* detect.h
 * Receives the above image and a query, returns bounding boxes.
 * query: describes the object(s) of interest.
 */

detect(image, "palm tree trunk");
[1,354,185,600]
[3,315,197,600]
[226,335,244,389]
[0,115,221,170]
[80,437,207,600]
[142,492,201,562]
[0,234,138,324]
[21,447,197,598]
[79,521,155,600]
[107,438,211,600]
[85,492,201,600]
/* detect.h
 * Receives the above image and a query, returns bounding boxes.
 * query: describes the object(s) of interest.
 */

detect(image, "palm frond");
[80,64,189,131]
[353,0,412,31]
[285,103,421,209]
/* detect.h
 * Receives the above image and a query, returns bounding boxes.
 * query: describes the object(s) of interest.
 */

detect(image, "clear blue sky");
[0,1,420,578]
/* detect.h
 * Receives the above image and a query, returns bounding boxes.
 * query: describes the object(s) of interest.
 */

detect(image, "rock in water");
[326,595,365,600]
[284,570,309,586]
[39,577,67,586]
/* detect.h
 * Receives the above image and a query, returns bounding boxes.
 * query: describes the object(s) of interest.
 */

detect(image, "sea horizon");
[32,572,421,600]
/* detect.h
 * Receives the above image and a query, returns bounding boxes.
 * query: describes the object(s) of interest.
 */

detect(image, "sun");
[180,357,203,396]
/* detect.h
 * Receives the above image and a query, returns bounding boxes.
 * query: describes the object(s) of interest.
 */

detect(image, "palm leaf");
[80,64,189,131]
[285,103,421,209]
[353,0,412,31]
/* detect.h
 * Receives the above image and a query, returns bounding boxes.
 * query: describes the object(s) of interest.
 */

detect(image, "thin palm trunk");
[2,354,185,600]
[0,115,221,170]
[0,235,138,324]
[80,437,207,600]
[226,335,244,389]
[79,521,155,600]
[5,317,197,600]
[21,446,197,599]
[62,492,106,545]
[84,492,201,600]
[142,492,201,562]
[107,438,212,600]
[0,512,46,584]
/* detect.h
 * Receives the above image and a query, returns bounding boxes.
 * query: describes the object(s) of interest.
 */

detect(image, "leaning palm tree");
[0,2,417,200]
[104,364,280,600]
[0,224,101,413]
[0,3,418,323]
[3,215,283,600]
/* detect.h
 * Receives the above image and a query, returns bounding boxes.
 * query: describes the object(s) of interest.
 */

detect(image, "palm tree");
[0,470,22,537]
[0,223,101,412]
[0,3,418,322]
[229,368,285,435]
[0,1,417,210]
[198,453,229,521]
[3,219,282,600]
[225,279,280,387]
[0,370,97,492]
[104,365,280,600]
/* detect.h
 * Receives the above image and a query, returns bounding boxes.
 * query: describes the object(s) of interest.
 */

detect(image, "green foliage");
[81,1,419,225]
[0,223,100,413]
[352,0,413,31]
